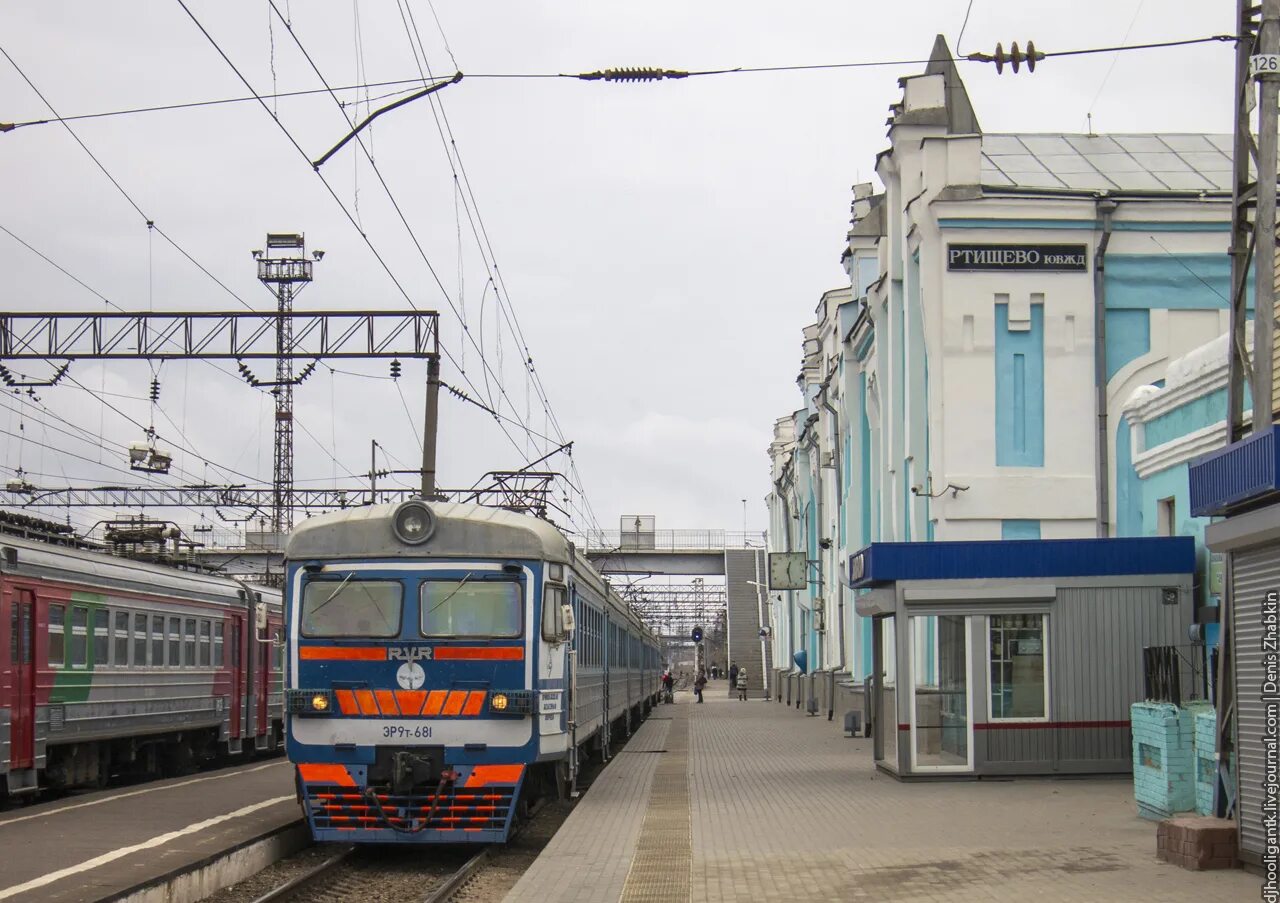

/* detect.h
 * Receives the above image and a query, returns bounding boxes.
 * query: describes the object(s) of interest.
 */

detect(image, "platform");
[506,686,1262,903]
[0,760,298,902]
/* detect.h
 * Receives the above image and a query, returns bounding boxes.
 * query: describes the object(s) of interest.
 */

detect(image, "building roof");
[981,133,1234,193]
[849,537,1195,587]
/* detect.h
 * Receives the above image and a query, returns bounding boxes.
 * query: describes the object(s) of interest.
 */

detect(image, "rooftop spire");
[924,34,981,135]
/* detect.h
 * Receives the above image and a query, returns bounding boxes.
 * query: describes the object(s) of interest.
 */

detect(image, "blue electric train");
[283,500,661,843]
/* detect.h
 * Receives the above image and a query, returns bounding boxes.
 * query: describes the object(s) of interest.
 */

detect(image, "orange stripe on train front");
[433,646,523,661]
[334,690,359,716]
[298,763,355,786]
[299,646,385,661]
[354,689,379,715]
[462,691,486,716]
[422,690,448,716]
[374,690,400,716]
[463,764,524,787]
[396,690,427,716]
[442,691,466,716]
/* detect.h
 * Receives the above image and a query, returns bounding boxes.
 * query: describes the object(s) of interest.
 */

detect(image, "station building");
[765,38,1242,777]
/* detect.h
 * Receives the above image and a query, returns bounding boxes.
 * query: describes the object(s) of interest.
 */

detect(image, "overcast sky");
[0,1,1235,541]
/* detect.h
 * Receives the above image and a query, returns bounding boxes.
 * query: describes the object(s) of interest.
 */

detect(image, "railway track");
[247,844,488,903]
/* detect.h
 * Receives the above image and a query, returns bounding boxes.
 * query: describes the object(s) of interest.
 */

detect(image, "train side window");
[92,608,108,668]
[168,616,181,666]
[542,585,566,643]
[134,613,148,667]
[114,611,130,667]
[213,622,225,667]
[151,615,164,668]
[183,618,196,667]
[48,603,65,668]
[198,620,211,667]
[69,605,89,669]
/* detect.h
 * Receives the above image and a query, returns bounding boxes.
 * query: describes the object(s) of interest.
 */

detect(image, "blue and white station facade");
[766,40,1243,730]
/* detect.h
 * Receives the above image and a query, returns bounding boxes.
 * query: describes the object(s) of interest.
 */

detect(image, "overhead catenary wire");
[254,2,578,491]
[0,33,1238,131]
[0,44,256,313]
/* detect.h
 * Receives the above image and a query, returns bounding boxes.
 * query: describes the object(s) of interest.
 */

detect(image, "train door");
[10,589,36,769]
[229,614,244,745]
[255,624,269,745]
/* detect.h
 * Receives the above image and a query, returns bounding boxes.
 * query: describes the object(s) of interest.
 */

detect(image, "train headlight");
[488,690,534,715]
[287,689,334,716]
[392,500,436,545]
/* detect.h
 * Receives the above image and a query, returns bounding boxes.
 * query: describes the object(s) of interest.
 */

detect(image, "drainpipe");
[819,387,847,721]
[807,433,821,714]
[774,477,795,703]
[1094,197,1117,538]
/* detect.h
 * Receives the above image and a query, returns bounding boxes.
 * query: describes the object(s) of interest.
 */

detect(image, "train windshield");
[420,578,521,638]
[300,578,402,637]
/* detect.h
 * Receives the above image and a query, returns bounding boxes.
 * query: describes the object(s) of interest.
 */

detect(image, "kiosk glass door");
[908,614,973,772]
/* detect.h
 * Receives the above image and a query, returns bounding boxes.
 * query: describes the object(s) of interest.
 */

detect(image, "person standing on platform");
[662,669,674,704]
[728,662,739,697]
[736,667,749,701]
[694,669,707,703]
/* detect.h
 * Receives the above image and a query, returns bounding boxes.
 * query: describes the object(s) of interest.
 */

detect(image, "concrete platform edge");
[105,820,309,903]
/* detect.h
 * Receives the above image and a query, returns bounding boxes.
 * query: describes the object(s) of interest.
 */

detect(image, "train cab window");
[92,609,109,668]
[152,615,164,668]
[300,579,402,638]
[213,622,225,667]
[48,603,65,668]
[70,606,89,669]
[184,618,197,666]
[420,579,521,638]
[541,585,567,642]
[168,616,181,666]
[134,613,148,667]
[199,620,211,667]
[113,611,130,667]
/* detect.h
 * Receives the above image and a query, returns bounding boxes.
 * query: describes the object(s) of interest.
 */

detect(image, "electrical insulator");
[149,379,160,402]
[969,40,1042,74]
[390,359,402,379]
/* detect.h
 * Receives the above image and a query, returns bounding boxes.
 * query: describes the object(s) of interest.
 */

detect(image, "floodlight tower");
[253,233,322,539]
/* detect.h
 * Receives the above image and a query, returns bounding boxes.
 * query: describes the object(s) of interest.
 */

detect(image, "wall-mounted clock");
[768,551,808,590]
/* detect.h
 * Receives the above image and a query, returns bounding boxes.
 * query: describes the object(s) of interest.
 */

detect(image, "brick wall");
[1131,701,1210,819]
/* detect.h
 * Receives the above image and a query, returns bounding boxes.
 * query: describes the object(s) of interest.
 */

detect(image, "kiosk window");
[989,614,1047,720]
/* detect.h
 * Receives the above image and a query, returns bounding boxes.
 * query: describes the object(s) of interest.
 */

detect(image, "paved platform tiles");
[507,689,1262,902]
[0,759,297,902]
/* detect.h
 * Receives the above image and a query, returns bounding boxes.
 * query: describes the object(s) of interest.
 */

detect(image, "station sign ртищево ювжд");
[947,243,1088,272]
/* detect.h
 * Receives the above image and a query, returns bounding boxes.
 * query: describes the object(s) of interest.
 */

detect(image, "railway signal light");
[691,626,703,643]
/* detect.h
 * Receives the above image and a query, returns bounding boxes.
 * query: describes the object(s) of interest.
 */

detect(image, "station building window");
[988,614,1048,720]
[48,603,65,667]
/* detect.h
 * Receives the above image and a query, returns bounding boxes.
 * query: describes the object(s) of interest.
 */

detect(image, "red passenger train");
[0,534,283,797]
